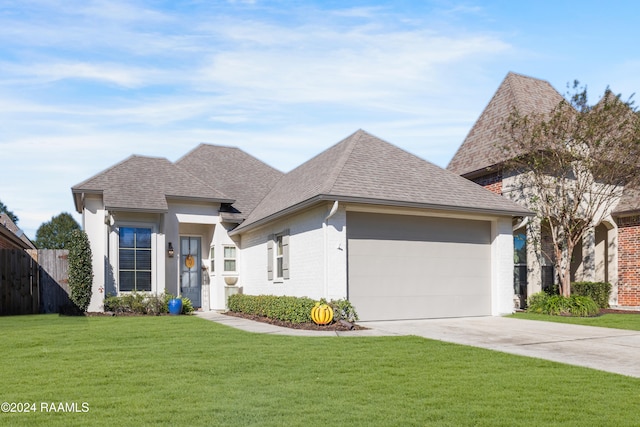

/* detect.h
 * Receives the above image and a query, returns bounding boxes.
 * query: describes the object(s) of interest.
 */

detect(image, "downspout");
[323,201,339,299]
[513,216,529,231]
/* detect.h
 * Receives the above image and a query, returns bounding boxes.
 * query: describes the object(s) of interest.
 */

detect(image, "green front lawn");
[1,315,638,426]
[510,312,640,331]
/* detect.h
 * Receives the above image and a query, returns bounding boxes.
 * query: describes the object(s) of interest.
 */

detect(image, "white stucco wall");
[492,216,516,315]
[237,202,348,301]
[83,195,107,312]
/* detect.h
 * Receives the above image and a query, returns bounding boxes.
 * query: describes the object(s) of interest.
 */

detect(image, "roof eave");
[230,194,532,235]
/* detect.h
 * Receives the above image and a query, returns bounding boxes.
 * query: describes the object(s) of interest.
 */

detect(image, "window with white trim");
[118,227,152,292]
[223,245,236,272]
[267,230,289,281]
[209,246,215,272]
[276,235,284,278]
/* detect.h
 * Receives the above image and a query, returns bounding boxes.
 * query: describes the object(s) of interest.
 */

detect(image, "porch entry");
[180,236,201,308]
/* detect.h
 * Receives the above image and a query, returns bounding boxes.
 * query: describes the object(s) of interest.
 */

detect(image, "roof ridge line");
[323,129,364,194]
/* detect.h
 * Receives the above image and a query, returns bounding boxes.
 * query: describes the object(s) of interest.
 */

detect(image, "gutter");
[230,194,532,235]
[323,201,339,298]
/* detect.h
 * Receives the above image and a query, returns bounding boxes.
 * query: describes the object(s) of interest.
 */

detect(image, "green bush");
[68,229,93,312]
[328,298,359,323]
[227,294,360,324]
[228,294,316,323]
[104,292,177,315]
[526,292,599,317]
[180,296,195,315]
[571,282,611,308]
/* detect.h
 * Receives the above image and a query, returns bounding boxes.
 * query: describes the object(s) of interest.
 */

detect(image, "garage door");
[347,212,492,321]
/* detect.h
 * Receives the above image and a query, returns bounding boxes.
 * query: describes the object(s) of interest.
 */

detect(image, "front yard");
[1,315,639,426]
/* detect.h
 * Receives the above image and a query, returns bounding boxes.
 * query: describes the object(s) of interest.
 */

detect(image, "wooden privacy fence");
[0,249,40,315]
[0,249,71,315]
[30,249,72,314]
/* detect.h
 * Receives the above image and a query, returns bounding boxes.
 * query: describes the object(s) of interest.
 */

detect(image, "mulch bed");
[222,311,367,331]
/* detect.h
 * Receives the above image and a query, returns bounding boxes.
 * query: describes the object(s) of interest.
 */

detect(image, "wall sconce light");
[168,242,174,258]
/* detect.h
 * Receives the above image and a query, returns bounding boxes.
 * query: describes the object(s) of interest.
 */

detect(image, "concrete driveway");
[197,311,640,378]
[363,316,640,378]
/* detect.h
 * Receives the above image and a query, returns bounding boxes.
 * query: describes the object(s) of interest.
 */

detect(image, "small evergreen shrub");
[571,282,611,308]
[180,296,195,315]
[68,229,93,312]
[228,294,316,323]
[103,292,193,315]
[329,298,359,323]
[526,292,599,317]
[227,294,360,324]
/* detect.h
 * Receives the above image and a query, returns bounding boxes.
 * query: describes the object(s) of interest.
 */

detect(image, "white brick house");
[72,130,529,320]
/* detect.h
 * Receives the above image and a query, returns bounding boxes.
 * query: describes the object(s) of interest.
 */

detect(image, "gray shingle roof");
[613,187,640,216]
[234,130,531,232]
[72,155,233,213]
[447,72,564,177]
[0,213,36,249]
[175,144,284,221]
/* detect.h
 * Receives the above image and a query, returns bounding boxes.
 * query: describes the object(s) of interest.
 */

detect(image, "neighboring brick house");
[72,130,529,320]
[448,72,640,308]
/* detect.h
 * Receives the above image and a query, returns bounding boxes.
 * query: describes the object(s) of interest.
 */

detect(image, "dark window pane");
[224,260,236,272]
[120,271,134,291]
[137,272,152,291]
[277,258,283,278]
[136,228,152,249]
[119,228,135,248]
[137,250,152,270]
[119,249,135,270]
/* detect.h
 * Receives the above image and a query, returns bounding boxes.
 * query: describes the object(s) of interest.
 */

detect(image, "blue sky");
[1,0,639,239]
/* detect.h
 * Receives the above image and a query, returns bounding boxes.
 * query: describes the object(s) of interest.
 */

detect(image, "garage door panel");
[347,212,492,321]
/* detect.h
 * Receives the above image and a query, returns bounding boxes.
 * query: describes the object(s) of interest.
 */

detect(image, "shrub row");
[527,293,599,317]
[104,292,194,315]
[571,281,611,308]
[227,294,359,324]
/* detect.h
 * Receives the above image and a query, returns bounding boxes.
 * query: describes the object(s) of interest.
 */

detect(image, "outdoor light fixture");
[168,242,175,258]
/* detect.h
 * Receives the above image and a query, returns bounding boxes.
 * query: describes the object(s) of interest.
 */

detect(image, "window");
[119,227,152,292]
[276,235,284,278]
[223,245,236,272]
[209,246,215,272]
[267,230,289,281]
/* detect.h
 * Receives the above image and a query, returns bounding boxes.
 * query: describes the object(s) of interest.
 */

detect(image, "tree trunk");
[556,242,573,297]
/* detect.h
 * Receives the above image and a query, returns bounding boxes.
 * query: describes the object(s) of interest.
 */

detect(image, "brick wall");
[472,171,503,195]
[616,215,640,306]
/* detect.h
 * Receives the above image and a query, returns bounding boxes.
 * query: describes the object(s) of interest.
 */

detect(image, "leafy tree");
[35,212,80,249]
[502,82,640,297]
[0,200,18,224]
[68,229,93,312]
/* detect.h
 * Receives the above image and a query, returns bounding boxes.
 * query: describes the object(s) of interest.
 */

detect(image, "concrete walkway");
[195,311,640,378]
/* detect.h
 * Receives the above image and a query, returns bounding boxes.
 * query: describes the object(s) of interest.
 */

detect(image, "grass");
[510,312,640,331]
[0,315,639,426]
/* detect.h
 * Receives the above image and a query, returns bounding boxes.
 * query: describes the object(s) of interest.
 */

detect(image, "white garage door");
[347,212,492,321]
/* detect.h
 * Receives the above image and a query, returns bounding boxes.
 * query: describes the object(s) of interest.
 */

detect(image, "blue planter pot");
[168,298,183,315]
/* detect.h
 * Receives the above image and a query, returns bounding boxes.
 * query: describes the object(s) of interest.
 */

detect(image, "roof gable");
[72,155,233,212]
[447,72,565,177]
[175,144,283,221]
[235,130,530,231]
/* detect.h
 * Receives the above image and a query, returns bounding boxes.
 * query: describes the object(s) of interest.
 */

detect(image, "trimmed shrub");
[227,294,315,323]
[68,229,93,312]
[227,294,360,324]
[571,282,611,308]
[526,292,599,317]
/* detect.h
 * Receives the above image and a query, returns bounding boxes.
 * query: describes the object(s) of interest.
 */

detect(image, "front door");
[180,236,201,308]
